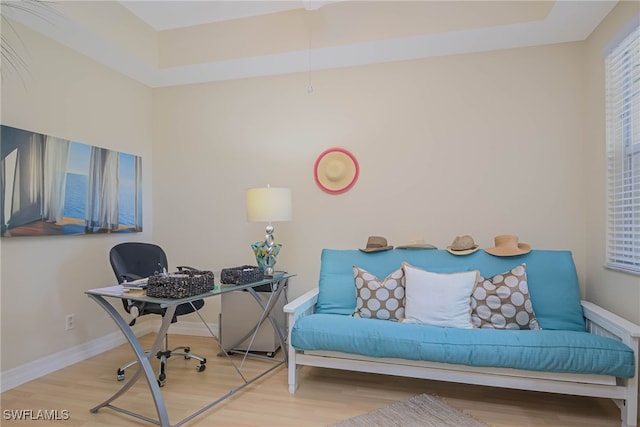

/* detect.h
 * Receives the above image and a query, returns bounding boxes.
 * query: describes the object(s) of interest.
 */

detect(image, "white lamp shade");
[246,187,292,223]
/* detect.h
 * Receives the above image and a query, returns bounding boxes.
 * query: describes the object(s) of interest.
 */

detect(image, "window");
[606,23,640,275]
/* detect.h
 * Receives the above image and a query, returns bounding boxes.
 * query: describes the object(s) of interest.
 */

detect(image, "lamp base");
[251,241,282,277]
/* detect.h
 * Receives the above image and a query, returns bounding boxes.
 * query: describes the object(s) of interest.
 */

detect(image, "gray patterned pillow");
[353,266,405,321]
[471,263,540,330]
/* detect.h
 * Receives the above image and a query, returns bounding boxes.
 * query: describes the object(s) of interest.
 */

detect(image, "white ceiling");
[3,1,619,88]
[119,1,336,30]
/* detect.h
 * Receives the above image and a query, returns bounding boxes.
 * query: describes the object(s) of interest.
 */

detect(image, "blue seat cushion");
[291,314,635,378]
[315,249,586,332]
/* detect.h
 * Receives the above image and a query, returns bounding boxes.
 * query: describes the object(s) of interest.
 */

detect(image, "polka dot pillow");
[471,263,540,330]
[353,266,405,321]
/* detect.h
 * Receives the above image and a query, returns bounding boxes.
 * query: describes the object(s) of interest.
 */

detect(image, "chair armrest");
[582,300,640,357]
[121,273,144,282]
[284,288,318,314]
[284,288,318,337]
[176,265,198,271]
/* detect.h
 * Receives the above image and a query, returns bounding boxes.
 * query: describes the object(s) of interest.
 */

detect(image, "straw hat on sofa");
[485,234,531,256]
[359,236,393,252]
[396,239,437,250]
[446,235,480,255]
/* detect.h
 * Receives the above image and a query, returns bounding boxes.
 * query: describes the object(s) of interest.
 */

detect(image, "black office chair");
[109,242,206,387]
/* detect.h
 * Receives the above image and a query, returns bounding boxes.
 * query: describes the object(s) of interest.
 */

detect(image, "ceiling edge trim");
[4,1,617,88]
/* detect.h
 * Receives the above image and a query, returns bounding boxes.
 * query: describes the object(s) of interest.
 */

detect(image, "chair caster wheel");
[184,347,190,353]
[117,369,125,381]
[197,364,206,372]
[158,372,166,387]
[185,355,191,360]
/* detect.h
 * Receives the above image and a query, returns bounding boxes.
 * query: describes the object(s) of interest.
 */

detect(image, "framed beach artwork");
[1,125,142,237]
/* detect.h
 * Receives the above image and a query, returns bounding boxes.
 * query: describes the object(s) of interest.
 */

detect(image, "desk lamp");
[246,185,292,276]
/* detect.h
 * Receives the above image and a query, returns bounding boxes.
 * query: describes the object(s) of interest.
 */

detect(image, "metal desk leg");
[244,280,288,364]
[88,294,176,427]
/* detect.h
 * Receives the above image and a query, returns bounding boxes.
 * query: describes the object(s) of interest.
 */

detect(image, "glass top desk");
[86,273,293,427]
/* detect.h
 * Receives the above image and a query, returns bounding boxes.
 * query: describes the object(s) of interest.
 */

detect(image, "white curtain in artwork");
[1,149,17,229]
[134,155,143,231]
[6,133,45,228]
[85,147,119,231]
[42,136,70,224]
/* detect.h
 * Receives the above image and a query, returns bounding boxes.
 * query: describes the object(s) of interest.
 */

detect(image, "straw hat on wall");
[314,148,359,195]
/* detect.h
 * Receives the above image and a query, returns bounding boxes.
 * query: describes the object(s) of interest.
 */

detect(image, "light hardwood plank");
[0,334,624,426]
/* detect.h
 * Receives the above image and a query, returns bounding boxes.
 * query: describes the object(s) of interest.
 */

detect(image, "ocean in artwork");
[63,172,136,226]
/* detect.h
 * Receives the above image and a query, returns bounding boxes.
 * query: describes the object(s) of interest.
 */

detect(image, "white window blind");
[606,24,640,275]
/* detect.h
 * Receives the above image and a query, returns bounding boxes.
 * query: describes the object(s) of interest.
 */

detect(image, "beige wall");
[1,1,638,382]
[153,41,589,320]
[584,2,640,324]
[0,22,154,372]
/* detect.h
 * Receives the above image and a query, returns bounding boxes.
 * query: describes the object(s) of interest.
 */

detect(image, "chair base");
[117,343,206,387]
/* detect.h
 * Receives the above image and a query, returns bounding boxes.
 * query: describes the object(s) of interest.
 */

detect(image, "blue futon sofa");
[284,249,640,426]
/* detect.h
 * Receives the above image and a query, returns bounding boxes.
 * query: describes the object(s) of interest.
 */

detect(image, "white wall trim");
[0,321,218,392]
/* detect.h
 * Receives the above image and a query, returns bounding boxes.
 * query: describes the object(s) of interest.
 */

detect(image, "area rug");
[329,393,487,427]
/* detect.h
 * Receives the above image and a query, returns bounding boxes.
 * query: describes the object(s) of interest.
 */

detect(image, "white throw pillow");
[401,262,479,329]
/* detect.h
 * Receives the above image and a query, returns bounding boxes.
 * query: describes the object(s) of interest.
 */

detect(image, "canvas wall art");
[1,125,142,237]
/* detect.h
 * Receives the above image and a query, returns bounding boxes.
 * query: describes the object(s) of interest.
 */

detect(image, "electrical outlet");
[65,314,75,331]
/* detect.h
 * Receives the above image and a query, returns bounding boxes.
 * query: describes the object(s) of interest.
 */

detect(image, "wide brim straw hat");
[446,235,480,256]
[314,148,359,195]
[360,236,393,252]
[485,234,531,256]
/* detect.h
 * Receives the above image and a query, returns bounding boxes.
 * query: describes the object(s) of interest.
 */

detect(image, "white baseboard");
[0,321,218,393]
[168,321,219,338]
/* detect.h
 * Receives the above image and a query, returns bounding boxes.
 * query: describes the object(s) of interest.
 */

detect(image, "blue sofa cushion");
[291,314,635,378]
[315,249,585,332]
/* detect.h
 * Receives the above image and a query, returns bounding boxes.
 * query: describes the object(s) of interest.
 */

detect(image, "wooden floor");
[0,334,625,426]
